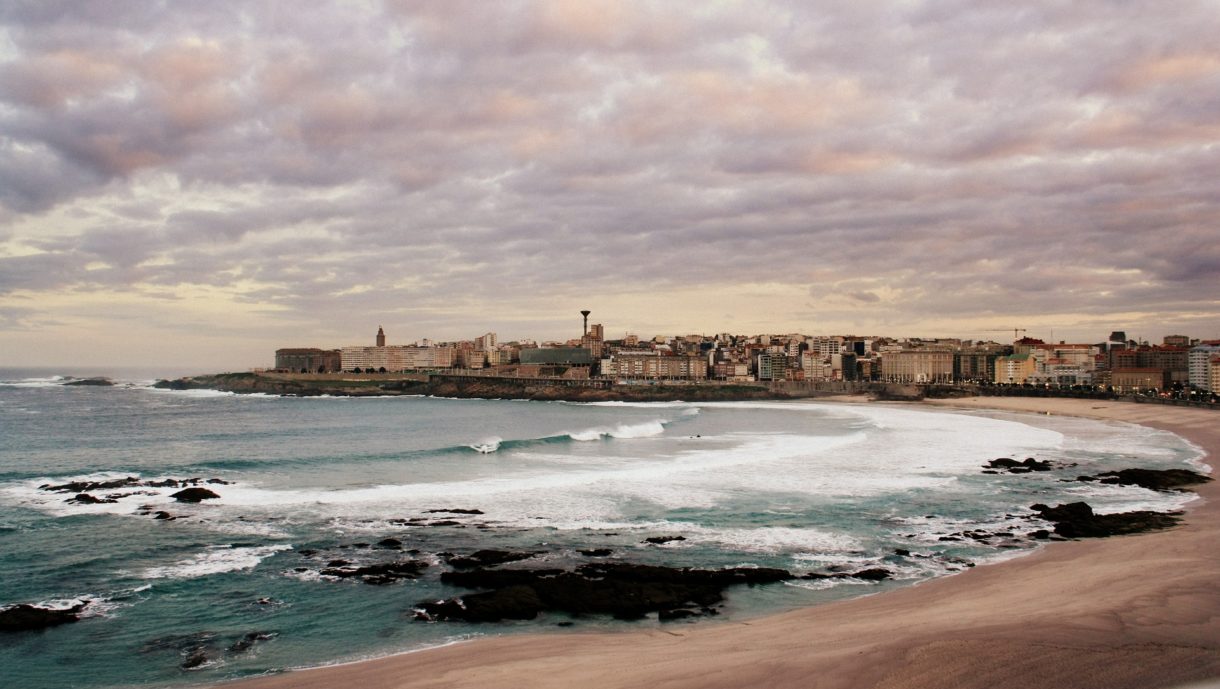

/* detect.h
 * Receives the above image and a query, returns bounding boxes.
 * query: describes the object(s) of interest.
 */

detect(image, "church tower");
[376,326,386,347]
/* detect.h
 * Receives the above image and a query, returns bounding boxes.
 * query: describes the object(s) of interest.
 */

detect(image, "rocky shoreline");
[153,372,801,402]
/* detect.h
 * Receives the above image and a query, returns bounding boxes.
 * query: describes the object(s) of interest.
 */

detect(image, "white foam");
[143,387,238,398]
[567,419,668,441]
[680,524,861,553]
[0,376,69,388]
[469,437,502,454]
[140,544,291,580]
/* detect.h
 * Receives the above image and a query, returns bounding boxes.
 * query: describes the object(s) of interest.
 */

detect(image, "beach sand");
[228,398,1220,689]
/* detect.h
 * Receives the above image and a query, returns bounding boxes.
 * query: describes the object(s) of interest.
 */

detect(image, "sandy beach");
[227,397,1220,689]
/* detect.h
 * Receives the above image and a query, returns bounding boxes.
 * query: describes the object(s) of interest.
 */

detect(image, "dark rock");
[425,508,484,515]
[171,487,220,503]
[1030,501,1182,538]
[986,457,1053,473]
[850,568,892,581]
[68,493,116,504]
[894,548,911,557]
[63,377,114,386]
[1091,468,1212,491]
[447,549,538,569]
[42,477,140,493]
[206,478,233,485]
[417,563,793,623]
[227,630,276,654]
[803,568,893,582]
[421,585,545,622]
[658,608,700,621]
[427,520,461,527]
[376,538,403,549]
[644,535,686,545]
[579,548,614,557]
[181,651,211,670]
[326,559,351,567]
[321,559,429,584]
[0,602,88,632]
[152,511,174,520]
[296,549,318,557]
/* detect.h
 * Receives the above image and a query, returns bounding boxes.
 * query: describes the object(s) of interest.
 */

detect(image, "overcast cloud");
[1,1,1218,367]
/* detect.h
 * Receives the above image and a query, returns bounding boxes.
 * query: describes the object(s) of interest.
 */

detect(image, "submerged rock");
[67,493,116,504]
[446,549,537,569]
[644,535,686,545]
[227,630,277,654]
[0,602,88,632]
[320,559,429,584]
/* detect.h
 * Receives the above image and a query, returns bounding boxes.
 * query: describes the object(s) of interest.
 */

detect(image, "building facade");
[275,348,341,373]
[881,350,953,383]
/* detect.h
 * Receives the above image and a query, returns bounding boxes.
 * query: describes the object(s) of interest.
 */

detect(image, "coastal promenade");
[227,397,1220,689]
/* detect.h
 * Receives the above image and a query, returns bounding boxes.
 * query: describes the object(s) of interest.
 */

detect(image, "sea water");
[0,369,1207,688]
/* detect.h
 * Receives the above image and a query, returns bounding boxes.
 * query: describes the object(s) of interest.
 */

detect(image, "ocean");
[0,368,1207,688]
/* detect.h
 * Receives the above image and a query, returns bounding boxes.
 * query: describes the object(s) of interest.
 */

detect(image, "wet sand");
[227,397,1220,689]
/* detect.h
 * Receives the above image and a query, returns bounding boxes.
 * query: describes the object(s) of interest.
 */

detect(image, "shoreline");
[224,397,1220,689]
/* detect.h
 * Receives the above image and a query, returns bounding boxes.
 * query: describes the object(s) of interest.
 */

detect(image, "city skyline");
[3,2,1219,368]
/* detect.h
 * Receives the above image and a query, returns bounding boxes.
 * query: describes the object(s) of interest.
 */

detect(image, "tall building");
[995,353,1036,384]
[376,326,386,347]
[1188,344,1220,391]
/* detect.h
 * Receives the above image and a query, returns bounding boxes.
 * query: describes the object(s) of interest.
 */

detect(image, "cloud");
[1,0,1219,364]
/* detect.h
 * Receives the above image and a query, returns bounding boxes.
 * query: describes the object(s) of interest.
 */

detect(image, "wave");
[139,544,292,580]
[468,437,502,454]
[0,375,71,388]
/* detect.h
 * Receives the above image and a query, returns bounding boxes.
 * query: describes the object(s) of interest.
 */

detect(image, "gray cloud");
[1,0,1218,358]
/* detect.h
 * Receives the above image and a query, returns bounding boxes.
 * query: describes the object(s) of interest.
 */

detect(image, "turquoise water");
[0,369,1206,688]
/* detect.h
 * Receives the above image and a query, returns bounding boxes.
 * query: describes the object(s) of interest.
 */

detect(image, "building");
[954,350,997,383]
[519,347,594,366]
[994,353,1037,384]
[1111,368,1169,392]
[1135,346,1189,385]
[275,348,341,373]
[1189,344,1220,391]
[340,345,455,371]
[881,350,953,383]
[602,352,708,380]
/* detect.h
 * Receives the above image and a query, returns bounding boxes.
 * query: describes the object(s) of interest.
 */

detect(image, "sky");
[1,1,1218,369]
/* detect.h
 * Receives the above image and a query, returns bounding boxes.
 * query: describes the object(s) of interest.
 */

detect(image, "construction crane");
[983,328,1027,341]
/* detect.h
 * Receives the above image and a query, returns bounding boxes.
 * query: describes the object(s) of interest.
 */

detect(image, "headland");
[221,396,1220,689]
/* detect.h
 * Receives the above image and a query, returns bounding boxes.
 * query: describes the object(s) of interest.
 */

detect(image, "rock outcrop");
[1030,501,1182,538]
[415,563,794,623]
[0,602,88,632]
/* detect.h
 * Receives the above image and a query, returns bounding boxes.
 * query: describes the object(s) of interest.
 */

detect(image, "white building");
[1188,344,1220,391]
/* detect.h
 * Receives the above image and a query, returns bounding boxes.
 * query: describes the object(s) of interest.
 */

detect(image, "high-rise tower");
[376,326,386,347]
[580,310,591,336]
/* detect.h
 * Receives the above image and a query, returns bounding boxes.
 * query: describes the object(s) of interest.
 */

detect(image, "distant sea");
[0,368,1206,688]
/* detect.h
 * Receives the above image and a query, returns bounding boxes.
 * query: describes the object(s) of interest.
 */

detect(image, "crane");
[983,328,1027,341]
